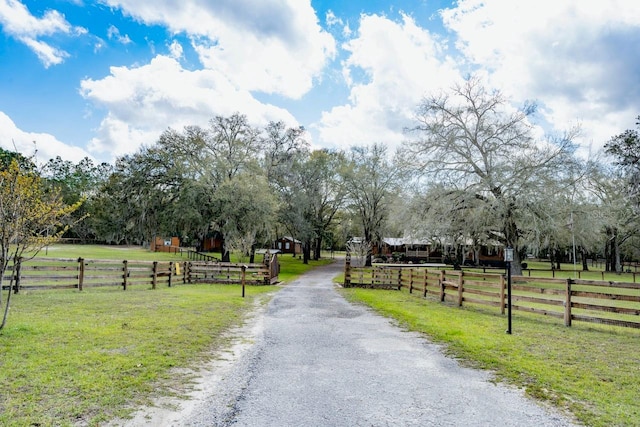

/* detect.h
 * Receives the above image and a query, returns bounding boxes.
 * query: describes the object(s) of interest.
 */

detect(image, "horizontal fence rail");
[343,259,640,329]
[521,268,640,283]
[186,261,273,285]
[1,256,279,293]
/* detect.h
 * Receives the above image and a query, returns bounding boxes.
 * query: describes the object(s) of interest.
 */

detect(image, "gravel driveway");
[118,260,579,427]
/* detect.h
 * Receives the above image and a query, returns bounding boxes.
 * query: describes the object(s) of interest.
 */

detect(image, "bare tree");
[346,239,370,268]
[405,76,578,275]
[208,113,262,183]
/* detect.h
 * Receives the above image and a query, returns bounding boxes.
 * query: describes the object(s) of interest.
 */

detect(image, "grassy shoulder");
[340,287,640,427]
[0,245,331,426]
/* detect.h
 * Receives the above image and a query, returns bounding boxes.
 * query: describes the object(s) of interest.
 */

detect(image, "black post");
[241,265,246,298]
[506,260,512,334]
[504,247,514,335]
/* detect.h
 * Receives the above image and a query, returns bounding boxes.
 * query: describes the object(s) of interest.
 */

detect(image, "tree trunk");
[554,249,561,270]
[313,237,322,261]
[604,232,611,272]
[503,211,522,276]
[581,248,589,271]
[0,257,18,330]
[605,227,618,273]
[364,228,373,267]
[614,235,622,274]
[221,238,231,262]
[510,247,523,276]
[249,244,256,264]
[302,241,311,264]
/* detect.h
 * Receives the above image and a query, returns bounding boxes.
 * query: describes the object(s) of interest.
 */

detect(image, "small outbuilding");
[151,236,180,253]
[274,236,302,254]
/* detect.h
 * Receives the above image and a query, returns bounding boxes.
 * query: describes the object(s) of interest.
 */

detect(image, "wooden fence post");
[344,255,351,287]
[182,261,188,284]
[241,265,246,298]
[78,258,85,291]
[168,262,174,287]
[409,269,414,294]
[439,270,446,302]
[457,271,464,307]
[564,278,573,327]
[152,261,158,289]
[500,273,506,315]
[122,260,128,290]
[423,268,428,298]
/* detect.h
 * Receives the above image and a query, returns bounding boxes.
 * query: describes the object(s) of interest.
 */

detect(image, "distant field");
[33,244,189,261]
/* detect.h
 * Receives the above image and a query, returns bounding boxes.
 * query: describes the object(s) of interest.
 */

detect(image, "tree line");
[4,75,640,275]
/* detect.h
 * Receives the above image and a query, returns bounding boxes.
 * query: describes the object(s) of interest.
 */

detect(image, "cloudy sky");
[0,0,639,164]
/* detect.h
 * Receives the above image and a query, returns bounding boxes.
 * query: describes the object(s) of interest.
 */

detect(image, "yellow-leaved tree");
[0,159,82,330]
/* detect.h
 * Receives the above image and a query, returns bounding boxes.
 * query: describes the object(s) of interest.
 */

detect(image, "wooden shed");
[151,236,180,253]
[275,236,302,254]
[201,231,224,253]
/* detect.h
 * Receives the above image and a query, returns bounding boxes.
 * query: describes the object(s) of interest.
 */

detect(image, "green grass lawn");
[0,284,275,426]
[8,246,635,425]
[520,260,640,283]
[0,244,333,426]
[33,244,189,261]
[340,287,640,427]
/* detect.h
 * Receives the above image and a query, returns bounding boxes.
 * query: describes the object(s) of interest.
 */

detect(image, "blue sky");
[1,0,639,164]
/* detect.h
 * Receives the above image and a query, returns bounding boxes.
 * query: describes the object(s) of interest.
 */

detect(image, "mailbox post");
[504,247,514,334]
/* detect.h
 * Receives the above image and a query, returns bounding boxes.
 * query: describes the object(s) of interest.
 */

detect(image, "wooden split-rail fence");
[1,255,279,293]
[343,258,640,329]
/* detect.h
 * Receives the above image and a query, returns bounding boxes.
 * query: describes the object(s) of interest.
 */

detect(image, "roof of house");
[383,237,433,246]
[256,249,281,254]
[281,236,302,243]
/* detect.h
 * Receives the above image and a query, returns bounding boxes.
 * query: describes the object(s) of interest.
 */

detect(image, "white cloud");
[342,22,352,38]
[21,37,69,67]
[107,24,132,45]
[441,0,640,150]
[325,10,342,27]
[77,1,336,160]
[0,112,94,163]
[167,39,182,59]
[0,0,86,67]
[102,0,336,99]
[80,55,299,159]
[314,13,460,150]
